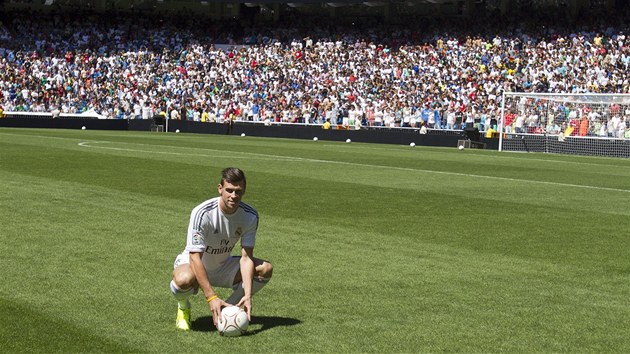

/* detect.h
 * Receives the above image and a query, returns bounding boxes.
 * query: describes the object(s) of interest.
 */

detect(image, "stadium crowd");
[0,7,629,136]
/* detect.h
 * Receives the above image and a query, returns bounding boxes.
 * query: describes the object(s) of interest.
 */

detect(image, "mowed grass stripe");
[2,130,629,214]
[74,139,630,193]
[261,216,629,352]
[2,128,630,185]
[0,171,189,350]
[1,128,629,352]
[0,300,142,353]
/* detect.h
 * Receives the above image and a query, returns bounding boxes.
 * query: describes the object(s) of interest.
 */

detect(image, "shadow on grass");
[191,315,301,334]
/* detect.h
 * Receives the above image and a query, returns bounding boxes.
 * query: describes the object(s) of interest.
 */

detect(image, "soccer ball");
[313,137,318,141]
[175,129,180,133]
[217,306,249,337]
[410,142,415,147]
[458,145,464,150]
[81,126,86,130]
[241,133,246,137]
[345,138,351,143]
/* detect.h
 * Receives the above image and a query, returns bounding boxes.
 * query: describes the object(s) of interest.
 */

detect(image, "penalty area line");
[78,141,630,194]
[77,141,302,161]
[257,154,630,194]
[297,157,630,194]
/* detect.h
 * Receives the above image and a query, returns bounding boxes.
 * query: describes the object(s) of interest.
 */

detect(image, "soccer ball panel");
[217,306,249,337]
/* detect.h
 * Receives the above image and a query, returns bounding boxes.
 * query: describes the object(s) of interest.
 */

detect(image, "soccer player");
[169,167,273,331]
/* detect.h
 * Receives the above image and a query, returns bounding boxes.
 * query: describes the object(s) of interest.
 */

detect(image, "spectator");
[0,6,627,139]
[322,118,331,130]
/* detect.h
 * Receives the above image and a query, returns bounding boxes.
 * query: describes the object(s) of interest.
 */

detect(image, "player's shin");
[170,280,196,309]
[226,277,270,305]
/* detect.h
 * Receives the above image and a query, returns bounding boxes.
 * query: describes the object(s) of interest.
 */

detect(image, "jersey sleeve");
[185,204,212,253]
[240,224,257,248]
[239,204,259,248]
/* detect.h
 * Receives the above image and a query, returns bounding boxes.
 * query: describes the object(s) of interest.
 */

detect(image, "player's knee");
[258,261,273,279]
[173,268,196,289]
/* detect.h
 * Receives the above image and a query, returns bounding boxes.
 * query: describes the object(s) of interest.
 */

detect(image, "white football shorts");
[173,252,241,288]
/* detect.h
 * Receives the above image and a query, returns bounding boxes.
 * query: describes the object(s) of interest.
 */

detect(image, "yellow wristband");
[206,295,218,303]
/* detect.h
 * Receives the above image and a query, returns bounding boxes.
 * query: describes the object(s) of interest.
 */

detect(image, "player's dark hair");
[220,167,246,188]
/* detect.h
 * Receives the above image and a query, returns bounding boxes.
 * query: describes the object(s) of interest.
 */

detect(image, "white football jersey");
[184,197,258,272]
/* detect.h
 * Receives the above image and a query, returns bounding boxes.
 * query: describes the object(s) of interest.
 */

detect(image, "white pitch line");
[78,141,630,194]
[340,143,630,169]
[2,130,628,169]
[77,141,303,161]
[301,157,630,193]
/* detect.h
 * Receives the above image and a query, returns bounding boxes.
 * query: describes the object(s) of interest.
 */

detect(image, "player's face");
[218,180,245,214]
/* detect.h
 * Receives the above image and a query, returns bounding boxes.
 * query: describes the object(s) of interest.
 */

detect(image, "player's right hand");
[208,297,229,326]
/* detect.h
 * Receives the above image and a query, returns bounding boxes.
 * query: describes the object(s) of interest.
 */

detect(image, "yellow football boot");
[175,306,191,331]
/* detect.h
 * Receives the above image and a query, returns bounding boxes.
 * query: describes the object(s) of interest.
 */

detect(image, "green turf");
[0,128,628,352]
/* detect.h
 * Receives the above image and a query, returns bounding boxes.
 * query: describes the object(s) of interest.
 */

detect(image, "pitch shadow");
[190,316,216,332]
[191,315,301,334]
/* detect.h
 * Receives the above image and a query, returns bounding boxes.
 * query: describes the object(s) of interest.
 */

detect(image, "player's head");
[218,167,246,214]
[220,167,246,189]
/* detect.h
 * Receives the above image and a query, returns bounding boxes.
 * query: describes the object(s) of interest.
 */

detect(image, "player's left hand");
[236,295,252,321]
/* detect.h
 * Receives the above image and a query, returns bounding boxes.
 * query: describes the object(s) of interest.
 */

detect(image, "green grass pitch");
[0,128,629,352]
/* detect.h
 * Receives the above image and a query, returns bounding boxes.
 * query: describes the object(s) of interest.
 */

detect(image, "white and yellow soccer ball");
[217,306,249,337]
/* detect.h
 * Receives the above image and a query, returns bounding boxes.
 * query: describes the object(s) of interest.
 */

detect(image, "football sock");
[226,283,243,305]
[226,277,270,305]
[170,280,195,309]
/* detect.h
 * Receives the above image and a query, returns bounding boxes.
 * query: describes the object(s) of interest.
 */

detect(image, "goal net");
[498,93,630,158]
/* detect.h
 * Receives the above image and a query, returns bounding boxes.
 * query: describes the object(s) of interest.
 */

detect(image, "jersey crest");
[192,233,203,245]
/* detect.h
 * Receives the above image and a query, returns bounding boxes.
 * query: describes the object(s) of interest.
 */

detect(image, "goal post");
[499,92,630,158]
